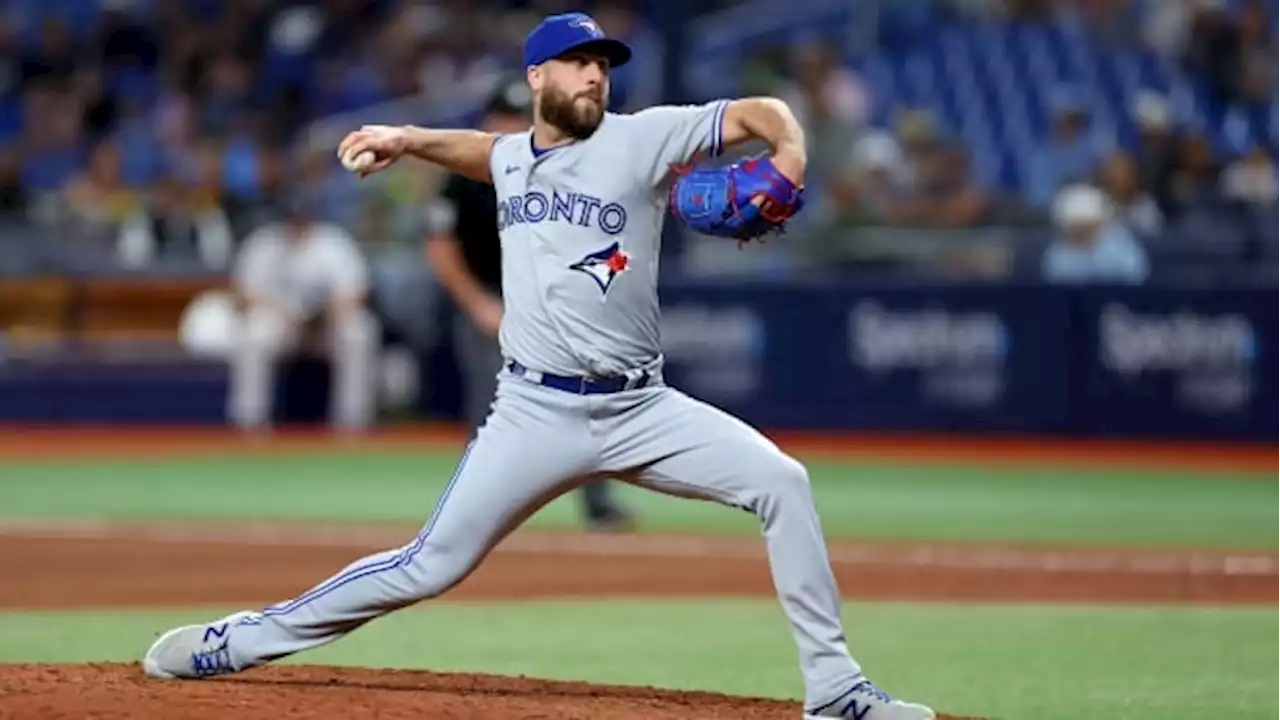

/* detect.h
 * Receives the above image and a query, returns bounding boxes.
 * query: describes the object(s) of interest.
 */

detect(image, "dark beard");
[539,84,605,140]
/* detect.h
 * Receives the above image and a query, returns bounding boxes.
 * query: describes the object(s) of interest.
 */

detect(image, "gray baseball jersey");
[213,101,867,712]
[489,100,729,377]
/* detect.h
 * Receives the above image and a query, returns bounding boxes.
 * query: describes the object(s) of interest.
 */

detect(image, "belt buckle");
[623,370,648,391]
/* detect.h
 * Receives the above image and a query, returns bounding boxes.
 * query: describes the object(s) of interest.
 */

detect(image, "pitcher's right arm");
[338,125,499,183]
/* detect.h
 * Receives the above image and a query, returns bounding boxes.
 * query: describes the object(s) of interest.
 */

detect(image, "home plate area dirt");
[1,521,1273,720]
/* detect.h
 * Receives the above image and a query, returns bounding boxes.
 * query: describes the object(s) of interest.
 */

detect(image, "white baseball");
[341,149,376,172]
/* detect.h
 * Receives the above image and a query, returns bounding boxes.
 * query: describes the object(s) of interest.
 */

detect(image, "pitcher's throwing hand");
[337,125,410,177]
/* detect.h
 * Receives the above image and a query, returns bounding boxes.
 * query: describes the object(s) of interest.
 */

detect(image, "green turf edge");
[0,600,1275,720]
[3,450,1276,548]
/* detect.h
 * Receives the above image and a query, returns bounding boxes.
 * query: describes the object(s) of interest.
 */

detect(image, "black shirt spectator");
[434,174,502,295]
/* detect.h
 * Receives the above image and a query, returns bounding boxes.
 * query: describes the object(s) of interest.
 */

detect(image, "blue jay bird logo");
[569,17,604,37]
[569,242,630,298]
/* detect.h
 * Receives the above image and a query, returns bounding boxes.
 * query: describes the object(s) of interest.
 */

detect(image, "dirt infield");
[0,428,1274,719]
[0,663,987,720]
[2,519,1275,609]
[2,521,1275,720]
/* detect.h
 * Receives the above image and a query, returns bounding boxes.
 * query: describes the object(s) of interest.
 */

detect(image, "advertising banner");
[659,282,1070,431]
[658,281,1276,440]
[834,285,1070,432]
[1070,287,1277,441]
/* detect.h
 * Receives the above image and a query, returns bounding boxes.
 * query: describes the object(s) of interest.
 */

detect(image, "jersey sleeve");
[628,100,731,187]
[487,133,521,183]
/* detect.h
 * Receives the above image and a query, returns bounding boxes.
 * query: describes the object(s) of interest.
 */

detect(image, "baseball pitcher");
[228,192,379,432]
[144,13,934,720]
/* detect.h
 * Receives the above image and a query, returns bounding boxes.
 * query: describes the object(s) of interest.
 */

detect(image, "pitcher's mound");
[0,663,981,719]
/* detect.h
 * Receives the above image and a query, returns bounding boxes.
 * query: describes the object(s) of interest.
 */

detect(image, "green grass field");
[1,448,1275,547]
[2,446,1276,719]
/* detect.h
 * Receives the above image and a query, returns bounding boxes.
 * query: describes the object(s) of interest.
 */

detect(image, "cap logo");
[570,17,603,37]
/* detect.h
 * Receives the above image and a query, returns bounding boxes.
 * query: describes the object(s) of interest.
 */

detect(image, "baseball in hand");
[341,149,377,173]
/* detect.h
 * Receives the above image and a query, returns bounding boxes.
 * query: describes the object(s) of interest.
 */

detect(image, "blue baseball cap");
[523,12,632,69]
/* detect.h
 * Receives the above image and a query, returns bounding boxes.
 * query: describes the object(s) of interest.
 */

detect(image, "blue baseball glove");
[668,156,805,242]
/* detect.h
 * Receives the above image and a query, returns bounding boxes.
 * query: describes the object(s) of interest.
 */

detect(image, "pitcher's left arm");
[717,97,807,187]
[628,97,806,189]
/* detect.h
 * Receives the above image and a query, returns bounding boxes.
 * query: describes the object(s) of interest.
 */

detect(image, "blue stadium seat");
[687,1,1275,201]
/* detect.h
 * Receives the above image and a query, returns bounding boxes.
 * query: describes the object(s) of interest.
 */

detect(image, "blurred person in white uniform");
[229,190,380,432]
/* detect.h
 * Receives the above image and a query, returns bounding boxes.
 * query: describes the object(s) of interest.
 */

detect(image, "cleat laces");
[850,679,893,703]
[190,639,234,676]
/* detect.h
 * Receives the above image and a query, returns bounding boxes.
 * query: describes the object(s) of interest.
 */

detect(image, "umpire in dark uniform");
[424,75,636,532]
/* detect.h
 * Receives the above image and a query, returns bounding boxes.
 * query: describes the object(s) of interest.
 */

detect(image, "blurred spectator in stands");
[1167,132,1223,217]
[798,130,905,262]
[1220,144,1278,207]
[197,52,255,138]
[218,131,281,228]
[63,140,143,231]
[1227,0,1274,107]
[1181,0,1237,109]
[776,40,867,239]
[1026,90,1109,208]
[144,176,207,268]
[781,40,869,134]
[740,46,789,99]
[594,0,661,112]
[895,109,941,194]
[1076,0,1143,48]
[20,86,87,204]
[21,19,77,87]
[415,8,507,108]
[111,98,163,189]
[257,3,326,107]
[1141,0,1197,57]
[70,65,120,141]
[0,146,24,219]
[840,131,911,227]
[1221,49,1277,150]
[253,145,290,217]
[1131,91,1179,213]
[183,140,231,219]
[888,141,991,228]
[1043,184,1149,285]
[153,58,201,174]
[147,141,237,270]
[1097,151,1164,239]
[62,139,161,269]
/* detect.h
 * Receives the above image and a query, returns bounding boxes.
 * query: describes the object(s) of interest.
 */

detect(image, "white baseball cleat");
[804,676,936,719]
[141,610,259,680]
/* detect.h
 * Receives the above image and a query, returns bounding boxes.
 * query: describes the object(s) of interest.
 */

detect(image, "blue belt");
[506,361,651,395]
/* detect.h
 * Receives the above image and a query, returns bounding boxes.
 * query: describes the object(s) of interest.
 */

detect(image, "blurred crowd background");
[0,0,1273,285]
